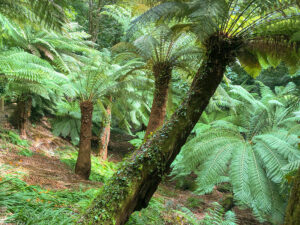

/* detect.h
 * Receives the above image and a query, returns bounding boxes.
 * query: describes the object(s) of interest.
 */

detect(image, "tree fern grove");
[0,0,299,225]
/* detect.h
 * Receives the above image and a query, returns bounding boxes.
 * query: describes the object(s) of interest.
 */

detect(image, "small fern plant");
[171,83,300,224]
[201,202,237,225]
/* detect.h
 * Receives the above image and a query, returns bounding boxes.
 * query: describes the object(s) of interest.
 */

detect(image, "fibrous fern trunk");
[285,166,300,225]
[12,95,32,138]
[98,97,112,160]
[80,34,237,225]
[75,101,94,180]
[1,97,4,111]
[145,63,172,139]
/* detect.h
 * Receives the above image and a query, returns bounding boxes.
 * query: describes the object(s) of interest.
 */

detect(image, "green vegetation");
[0,130,29,147]
[58,147,117,182]
[0,175,97,225]
[0,0,299,224]
[171,82,300,223]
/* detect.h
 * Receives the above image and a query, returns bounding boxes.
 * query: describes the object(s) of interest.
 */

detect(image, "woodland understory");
[0,0,300,225]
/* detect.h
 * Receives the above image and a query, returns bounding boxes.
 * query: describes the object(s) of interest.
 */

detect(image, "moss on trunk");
[80,34,239,225]
[75,100,94,180]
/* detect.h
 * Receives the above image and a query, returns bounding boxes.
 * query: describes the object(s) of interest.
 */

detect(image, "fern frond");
[230,143,252,205]
[255,131,300,162]
[254,139,288,183]
[248,149,273,213]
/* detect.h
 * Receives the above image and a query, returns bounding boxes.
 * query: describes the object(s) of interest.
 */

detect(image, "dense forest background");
[0,0,299,225]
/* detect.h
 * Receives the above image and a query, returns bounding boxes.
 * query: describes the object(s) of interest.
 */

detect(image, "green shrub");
[128,131,145,148]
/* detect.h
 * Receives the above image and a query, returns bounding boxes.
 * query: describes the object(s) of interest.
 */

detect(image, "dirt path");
[0,121,101,190]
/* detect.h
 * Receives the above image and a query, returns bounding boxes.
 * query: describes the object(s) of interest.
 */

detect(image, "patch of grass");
[18,148,34,157]
[174,177,197,191]
[158,185,178,198]
[58,148,117,182]
[0,175,98,225]
[186,197,205,209]
[0,129,29,147]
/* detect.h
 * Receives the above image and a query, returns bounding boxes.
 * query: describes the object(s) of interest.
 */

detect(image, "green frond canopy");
[0,15,94,74]
[113,24,201,77]
[0,0,68,30]
[132,0,300,77]
[0,49,68,98]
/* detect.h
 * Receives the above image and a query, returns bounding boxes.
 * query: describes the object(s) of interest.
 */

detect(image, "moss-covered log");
[285,166,300,225]
[80,34,240,225]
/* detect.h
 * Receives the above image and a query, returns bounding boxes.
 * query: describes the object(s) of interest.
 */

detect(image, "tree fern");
[0,49,68,99]
[171,82,300,223]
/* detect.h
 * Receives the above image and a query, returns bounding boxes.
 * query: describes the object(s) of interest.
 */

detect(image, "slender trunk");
[145,63,172,139]
[80,34,238,225]
[284,166,300,225]
[1,97,4,111]
[75,101,94,180]
[88,0,102,43]
[12,95,32,138]
[98,97,112,160]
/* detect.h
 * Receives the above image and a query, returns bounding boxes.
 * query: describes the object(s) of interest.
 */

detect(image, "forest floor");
[0,119,269,225]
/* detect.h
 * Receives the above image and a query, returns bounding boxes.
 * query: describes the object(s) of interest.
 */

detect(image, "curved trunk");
[98,97,112,160]
[80,35,237,225]
[12,95,32,138]
[145,63,172,139]
[284,166,300,225]
[75,101,94,180]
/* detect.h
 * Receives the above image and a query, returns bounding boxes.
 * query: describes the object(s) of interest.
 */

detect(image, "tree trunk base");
[11,95,32,139]
[75,101,94,180]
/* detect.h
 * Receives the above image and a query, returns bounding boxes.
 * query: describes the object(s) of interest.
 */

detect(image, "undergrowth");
[0,129,29,147]
[57,147,117,182]
[0,175,98,225]
[127,197,237,225]
[0,129,237,225]
[127,197,198,225]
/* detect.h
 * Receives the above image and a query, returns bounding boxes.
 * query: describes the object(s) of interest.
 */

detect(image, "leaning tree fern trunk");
[98,96,112,160]
[12,94,32,138]
[80,34,238,225]
[75,101,94,180]
[285,166,300,225]
[145,62,172,139]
